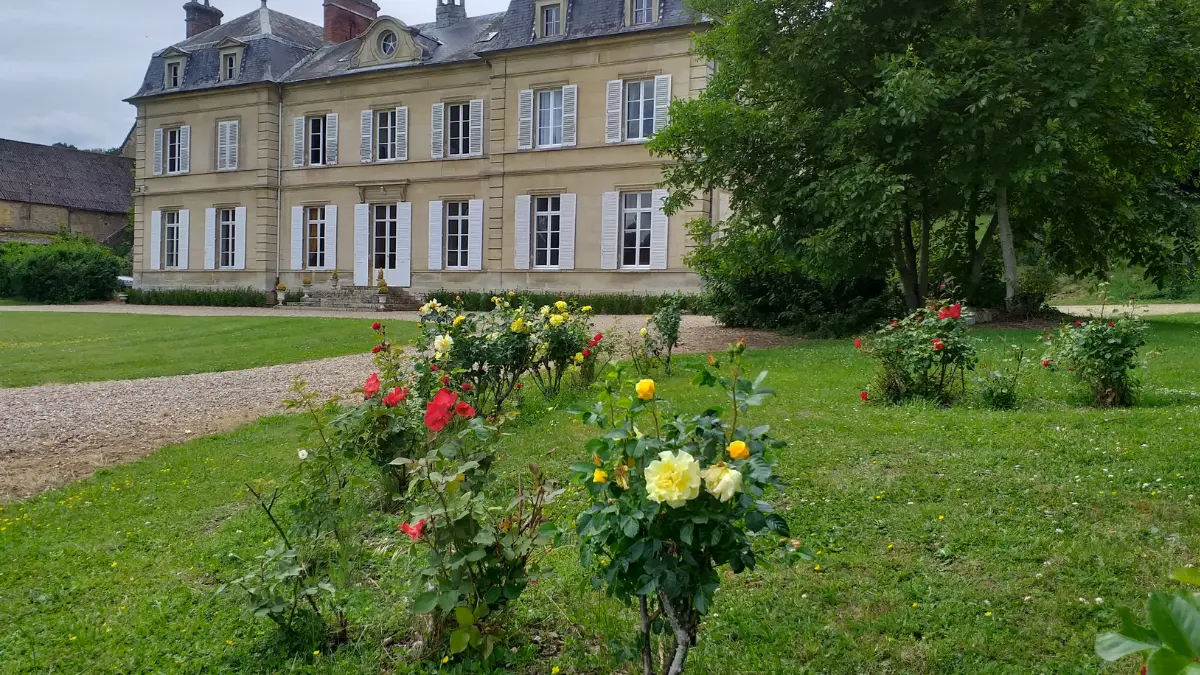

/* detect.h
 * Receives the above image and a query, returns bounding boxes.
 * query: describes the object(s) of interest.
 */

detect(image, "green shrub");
[125,287,268,307]
[423,289,695,315]
[1045,310,1146,407]
[1,236,123,303]
[860,302,978,405]
[976,344,1027,410]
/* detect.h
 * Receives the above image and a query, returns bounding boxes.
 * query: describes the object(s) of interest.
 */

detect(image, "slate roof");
[479,0,696,54]
[130,0,699,98]
[0,140,134,215]
[128,5,324,100]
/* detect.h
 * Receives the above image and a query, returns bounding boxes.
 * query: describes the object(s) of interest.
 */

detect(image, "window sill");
[533,144,564,151]
[443,267,473,272]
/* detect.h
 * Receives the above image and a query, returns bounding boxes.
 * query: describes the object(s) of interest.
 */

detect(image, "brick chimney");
[183,0,223,39]
[323,0,380,44]
[436,0,467,27]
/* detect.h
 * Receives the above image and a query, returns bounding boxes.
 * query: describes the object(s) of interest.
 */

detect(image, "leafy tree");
[652,0,1200,311]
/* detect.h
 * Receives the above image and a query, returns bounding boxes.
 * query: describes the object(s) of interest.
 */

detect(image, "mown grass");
[2,316,1199,674]
[0,313,417,388]
[1053,266,1200,305]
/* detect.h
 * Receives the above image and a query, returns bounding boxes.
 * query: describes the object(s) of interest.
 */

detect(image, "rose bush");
[859,302,977,404]
[569,341,805,675]
[1045,307,1146,407]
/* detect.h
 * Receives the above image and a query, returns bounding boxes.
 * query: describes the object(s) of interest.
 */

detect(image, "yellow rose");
[549,314,564,327]
[727,440,749,460]
[582,305,592,313]
[555,300,568,311]
[452,315,465,327]
[491,296,501,304]
[433,334,454,354]
[593,469,608,484]
[644,450,701,507]
[511,317,526,333]
[701,463,743,503]
[646,316,653,323]
[540,305,551,316]
[508,290,516,297]
[640,327,648,337]
[575,352,585,364]
[635,379,655,400]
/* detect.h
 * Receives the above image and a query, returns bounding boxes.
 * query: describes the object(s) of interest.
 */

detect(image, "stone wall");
[0,199,128,243]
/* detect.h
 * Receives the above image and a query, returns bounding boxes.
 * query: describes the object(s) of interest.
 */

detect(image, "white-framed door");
[368,202,411,287]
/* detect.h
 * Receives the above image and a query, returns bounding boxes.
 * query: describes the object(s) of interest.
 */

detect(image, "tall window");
[447,103,470,157]
[625,80,656,141]
[536,89,563,148]
[377,109,396,161]
[542,4,562,36]
[223,53,237,81]
[308,117,327,166]
[621,192,653,268]
[163,210,180,268]
[373,204,398,271]
[306,206,327,269]
[533,195,561,268]
[219,208,237,268]
[166,128,182,174]
[166,62,181,88]
[632,0,654,25]
[445,202,470,270]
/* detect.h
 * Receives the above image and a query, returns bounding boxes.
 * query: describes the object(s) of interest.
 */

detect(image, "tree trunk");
[640,596,655,675]
[995,182,1020,308]
[659,593,691,675]
[918,204,931,300]
[893,225,920,311]
[968,212,999,299]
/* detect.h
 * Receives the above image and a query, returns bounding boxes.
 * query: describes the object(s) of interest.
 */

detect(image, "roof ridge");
[0,137,128,159]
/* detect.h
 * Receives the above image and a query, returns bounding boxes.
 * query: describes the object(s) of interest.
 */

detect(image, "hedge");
[124,287,270,307]
[0,237,124,303]
[421,289,697,315]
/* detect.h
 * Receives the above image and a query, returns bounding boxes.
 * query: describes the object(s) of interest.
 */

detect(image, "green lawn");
[0,313,417,388]
[2,316,1199,674]
[1053,266,1200,305]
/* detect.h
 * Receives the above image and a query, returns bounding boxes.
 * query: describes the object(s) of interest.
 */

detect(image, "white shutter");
[467,199,483,271]
[216,122,227,171]
[353,203,370,286]
[360,110,374,164]
[323,205,337,271]
[177,210,190,270]
[325,113,339,165]
[653,74,672,133]
[226,120,239,170]
[431,103,445,160]
[290,206,304,270]
[514,195,531,270]
[178,125,191,173]
[293,117,305,168]
[559,193,576,270]
[428,200,443,270]
[234,206,248,270]
[601,191,620,270]
[605,80,624,144]
[396,201,412,287]
[396,106,409,161]
[149,210,162,270]
[650,189,669,270]
[204,208,217,270]
[153,128,164,176]
[469,99,484,156]
[562,84,578,148]
[517,89,534,150]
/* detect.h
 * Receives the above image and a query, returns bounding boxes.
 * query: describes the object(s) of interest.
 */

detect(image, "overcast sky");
[0,0,510,149]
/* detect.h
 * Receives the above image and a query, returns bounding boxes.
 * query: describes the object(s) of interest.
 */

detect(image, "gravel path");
[0,311,792,502]
[1054,303,1200,317]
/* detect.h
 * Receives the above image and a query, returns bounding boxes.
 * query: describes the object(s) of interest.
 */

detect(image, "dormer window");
[379,30,398,57]
[631,0,655,25]
[222,53,237,81]
[540,3,562,37]
[166,60,183,89]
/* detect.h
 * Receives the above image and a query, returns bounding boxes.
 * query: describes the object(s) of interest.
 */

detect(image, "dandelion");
[226,640,233,645]
[442,656,450,664]
[985,611,992,617]
[912,602,918,608]
[552,668,561,674]
[313,650,320,656]
[938,515,945,521]
[813,564,821,571]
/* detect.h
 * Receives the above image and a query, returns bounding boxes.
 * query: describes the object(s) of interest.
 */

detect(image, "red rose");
[937,308,951,320]
[382,386,407,407]
[371,344,384,354]
[890,320,898,327]
[424,388,459,431]
[1074,321,1082,327]
[371,322,382,331]
[853,337,863,349]
[860,391,869,402]
[587,339,597,347]
[399,518,426,541]
[1107,321,1115,327]
[708,354,715,366]
[932,338,944,351]
[441,376,451,386]
[593,333,603,343]
[1041,359,1051,367]
[461,382,473,391]
[430,365,439,372]
[362,372,381,398]
[948,304,962,319]
[455,401,476,419]
[516,382,523,390]
[583,348,592,357]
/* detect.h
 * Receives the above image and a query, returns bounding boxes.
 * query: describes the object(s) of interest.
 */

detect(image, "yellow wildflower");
[727,440,749,460]
[635,379,655,400]
[593,469,608,484]
[644,450,701,507]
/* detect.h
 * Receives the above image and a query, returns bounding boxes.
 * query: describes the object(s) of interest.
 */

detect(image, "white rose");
[701,464,743,503]
[298,449,309,460]
[433,334,454,353]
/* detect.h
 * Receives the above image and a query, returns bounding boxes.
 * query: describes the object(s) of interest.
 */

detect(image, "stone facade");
[0,201,128,244]
[129,0,714,296]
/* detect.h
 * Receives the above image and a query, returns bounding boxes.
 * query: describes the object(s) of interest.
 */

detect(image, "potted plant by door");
[330,268,340,289]
[376,268,388,295]
[302,275,313,300]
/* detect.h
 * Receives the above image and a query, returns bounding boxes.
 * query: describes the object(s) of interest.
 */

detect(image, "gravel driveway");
[0,310,793,502]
